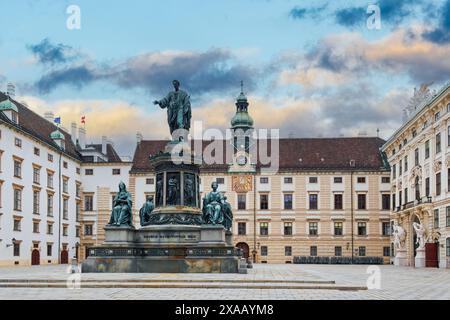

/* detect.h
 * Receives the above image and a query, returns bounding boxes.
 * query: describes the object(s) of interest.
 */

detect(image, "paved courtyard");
[0,264,448,300]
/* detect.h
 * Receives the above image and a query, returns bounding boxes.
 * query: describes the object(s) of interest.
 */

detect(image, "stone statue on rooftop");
[153,80,192,140]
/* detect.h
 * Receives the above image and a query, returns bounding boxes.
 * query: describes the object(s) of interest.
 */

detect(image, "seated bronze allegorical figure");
[139,196,155,227]
[221,196,233,231]
[108,182,133,227]
[202,181,225,225]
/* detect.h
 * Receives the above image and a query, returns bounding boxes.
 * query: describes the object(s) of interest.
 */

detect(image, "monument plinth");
[82,80,244,273]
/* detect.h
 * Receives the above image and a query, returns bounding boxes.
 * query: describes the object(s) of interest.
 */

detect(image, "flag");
[54,117,61,125]
[81,116,86,124]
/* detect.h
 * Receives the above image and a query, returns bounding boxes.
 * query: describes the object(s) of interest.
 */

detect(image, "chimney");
[102,136,107,155]
[44,111,55,123]
[6,83,15,98]
[136,132,143,145]
[78,127,86,149]
[70,122,77,144]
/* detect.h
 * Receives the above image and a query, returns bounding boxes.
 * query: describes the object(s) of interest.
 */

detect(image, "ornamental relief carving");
[409,165,422,188]
[433,160,442,173]
[446,155,450,167]
[397,179,402,189]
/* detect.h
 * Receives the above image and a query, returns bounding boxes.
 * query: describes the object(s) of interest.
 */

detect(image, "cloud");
[32,48,257,96]
[277,27,450,87]
[289,4,327,20]
[422,0,450,44]
[27,38,81,66]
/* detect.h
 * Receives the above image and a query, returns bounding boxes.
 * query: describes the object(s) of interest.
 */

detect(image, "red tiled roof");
[131,137,388,173]
[0,92,81,160]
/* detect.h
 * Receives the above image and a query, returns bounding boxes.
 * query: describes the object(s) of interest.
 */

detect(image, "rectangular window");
[84,195,93,211]
[382,222,391,236]
[392,193,396,211]
[85,169,94,176]
[393,164,396,179]
[425,177,430,197]
[359,246,366,257]
[357,177,366,183]
[309,222,318,236]
[358,222,367,236]
[436,133,441,153]
[399,160,402,175]
[76,184,81,198]
[382,194,390,210]
[237,194,246,210]
[260,222,269,236]
[448,126,450,146]
[284,222,293,236]
[33,222,39,233]
[13,243,20,257]
[48,153,53,162]
[63,179,68,194]
[76,227,80,238]
[285,246,292,256]
[399,191,402,207]
[283,194,293,210]
[14,160,21,178]
[334,194,343,210]
[446,207,450,227]
[415,148,419,166]
[63,199,68,220]
[14,189,22,211]
[260,246,268,256]
[34,147,40,156]
[404,156,408,172]
[334,222,343,236]
[448,169,450,193]
[260,177,268,184]
[284,177,293,184]
[309,194,318,210]
[381,177,390,183]
[47,244,52,256]
[238,222,246,235]
[13,219,21,231]
[425,140,430,159]
[435,111,441,121]
[260,194,269,210]
[112,169,121,175]
[310,246,317,257]
[334,177,343,183]
[14,138,22,148]
[383,247,391,257]
[434,209,440,228]
[436,173,441,196]
[447,239,450,257]
[216,178,225,184]
[146,178,154,185]
[84,224,93,236]
[76,202,80,222]
[309,177,318,184]
[404,188,408,204]
[47,223,53,235]
[33,190,40,214]
[47,194,53,217]
[357,194,366,210]
[47,173,53,189]
[335,246,342,257]
[63,226,68,236]
[33,168,40,184]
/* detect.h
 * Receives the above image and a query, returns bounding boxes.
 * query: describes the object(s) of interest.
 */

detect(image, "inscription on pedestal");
[136,230,200,244]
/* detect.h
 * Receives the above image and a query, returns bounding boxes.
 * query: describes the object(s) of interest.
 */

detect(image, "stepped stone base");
[82,225,244,273]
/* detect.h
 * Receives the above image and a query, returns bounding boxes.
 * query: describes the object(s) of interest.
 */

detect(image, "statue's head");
[211,181,218,190]
[119,181,126,191]
[147,196,154,202]
[172,80,180,90]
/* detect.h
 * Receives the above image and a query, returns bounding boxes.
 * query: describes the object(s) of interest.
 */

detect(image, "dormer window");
[11,111,18,124]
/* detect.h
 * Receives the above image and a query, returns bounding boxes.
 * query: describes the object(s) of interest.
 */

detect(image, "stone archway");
[236,242,250,259]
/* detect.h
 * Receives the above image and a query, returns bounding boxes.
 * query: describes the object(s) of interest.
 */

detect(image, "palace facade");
[381,83,450,268]
[1,88,393,266]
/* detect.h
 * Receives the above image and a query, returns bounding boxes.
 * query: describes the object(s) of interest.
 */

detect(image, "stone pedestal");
[394,249,408,267]
[104,225,135,244]
[415,248,426,268]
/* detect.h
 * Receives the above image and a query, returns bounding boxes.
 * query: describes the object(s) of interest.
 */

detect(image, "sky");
[0,0,449,157]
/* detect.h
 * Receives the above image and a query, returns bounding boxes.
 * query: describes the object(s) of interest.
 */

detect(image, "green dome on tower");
[231,81,254,129]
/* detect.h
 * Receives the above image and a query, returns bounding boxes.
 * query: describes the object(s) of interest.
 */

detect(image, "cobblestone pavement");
[0,264,448,300]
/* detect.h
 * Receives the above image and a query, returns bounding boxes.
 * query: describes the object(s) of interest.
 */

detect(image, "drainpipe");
[253,173,257,263]
[351,170,354,264]
[57,151,62,264]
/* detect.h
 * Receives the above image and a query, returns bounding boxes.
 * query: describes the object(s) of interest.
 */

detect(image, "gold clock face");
[232,175,253,192]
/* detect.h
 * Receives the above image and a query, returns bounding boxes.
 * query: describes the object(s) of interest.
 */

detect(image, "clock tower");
[228,81,256,174]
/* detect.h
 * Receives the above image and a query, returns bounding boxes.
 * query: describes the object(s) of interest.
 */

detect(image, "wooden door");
[31,249,40,266]
[236,242,250,259]
[425,243,438,268]
[60,250,69,264]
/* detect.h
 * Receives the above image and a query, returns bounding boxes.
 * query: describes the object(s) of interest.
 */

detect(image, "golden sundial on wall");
[232,175,253,192]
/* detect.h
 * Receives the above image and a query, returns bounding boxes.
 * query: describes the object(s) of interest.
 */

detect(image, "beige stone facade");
[382,83,450,268]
